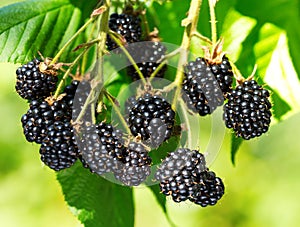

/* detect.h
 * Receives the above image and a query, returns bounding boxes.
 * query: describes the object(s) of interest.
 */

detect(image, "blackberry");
[62,80,93,121]
[210,56,234,96]
[106,13,142,51]
[182,56,233,116]
[223,79,272,140]
[21,98,72,144]
[15,59,58,100]
[189,171,225,207]
[79,122,126,175]
[128,93,175,147]
[40,121,79,171]
[114,142,151,186]
[126,41,167,80]
[155,148,207,203]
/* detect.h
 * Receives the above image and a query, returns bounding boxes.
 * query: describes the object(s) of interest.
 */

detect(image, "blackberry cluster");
[182,56,233,116]
[106,13,142,51]
[155,148,224,206]
[16,59,58,100]
[40,121,79,171]
[115,142,152,186]
[79,122,126,175]
[21,99,72,144]
[223,79,272,140]
[126,41,167,80]
[127,93,175,147]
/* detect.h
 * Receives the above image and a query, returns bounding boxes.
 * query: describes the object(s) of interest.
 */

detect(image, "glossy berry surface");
[21,99,72,144]
[127,93,175,147]
[15,59,57,100]
[106,13,142,51]
[182,56,233,116]
[155,148,224,206]
[79,122,126,175]
[39,121,79,171]
[126,41,167,80]
[155,148,207,203]
[223,79,272,140]
[114,142,152,186]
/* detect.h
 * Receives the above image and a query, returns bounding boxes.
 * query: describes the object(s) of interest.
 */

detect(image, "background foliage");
[0,0,300,226]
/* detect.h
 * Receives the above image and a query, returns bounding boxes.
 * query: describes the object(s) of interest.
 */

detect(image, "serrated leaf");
[0,0,97,63]
[231,134,243,165]
[57,162,134,227]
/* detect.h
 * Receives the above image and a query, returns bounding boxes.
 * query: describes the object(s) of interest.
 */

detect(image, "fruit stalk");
[171,0,203,109]
[208,0,218,46]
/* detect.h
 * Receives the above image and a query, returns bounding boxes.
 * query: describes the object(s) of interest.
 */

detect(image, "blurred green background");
[1,0,300,226]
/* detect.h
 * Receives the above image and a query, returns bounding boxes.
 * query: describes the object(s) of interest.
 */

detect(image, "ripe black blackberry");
[182,56,233,116]
[189,171,225,207]
[126,41,167,80]
[21,98,72,144]
[79,122,126,175]
[15,59,58,100]
[210,56,234,96]
[223,79,272,140]
[127,93,175,147]
[155,148,207,203]
[40,121,79,171]
[62,80,93,121]
[114,142,151,186]
[106,13,142,51]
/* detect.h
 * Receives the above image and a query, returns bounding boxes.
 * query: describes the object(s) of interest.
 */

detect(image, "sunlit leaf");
[57,163,134,227]
[0,0,97,63]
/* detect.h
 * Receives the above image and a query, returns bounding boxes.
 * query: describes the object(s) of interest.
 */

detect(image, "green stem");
[74,89,95,124]
[149,59,167,80]
[109,32,147,85]
[74,0,111,124]
[105,91,132,135]
[171,0,203,110]
[208,0,217,46]
[51,17,96,65]
[54,48,89,99]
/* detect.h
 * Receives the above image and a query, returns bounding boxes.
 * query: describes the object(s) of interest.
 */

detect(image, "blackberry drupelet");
[21,98,72,144]
[128,93,175,147]
[79,122,126,175]
[182,56,233,116]
[223,79,272,140]
[155,148,207,203]
[40,121,79,171]
[126,41,167,80]
[106,13,142,51]
[114,142,151,186]
[189,171,225,207]
[15,59,58,100]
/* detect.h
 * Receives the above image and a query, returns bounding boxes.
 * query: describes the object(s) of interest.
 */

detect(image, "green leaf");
[147,184,176,226]
[271,90,291,121]
[0,0,97,63]
[148,184,166,213]
[231,134,243,165]
[254,23,282,77]
[57,162,134,227]
[235,0,300,80]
